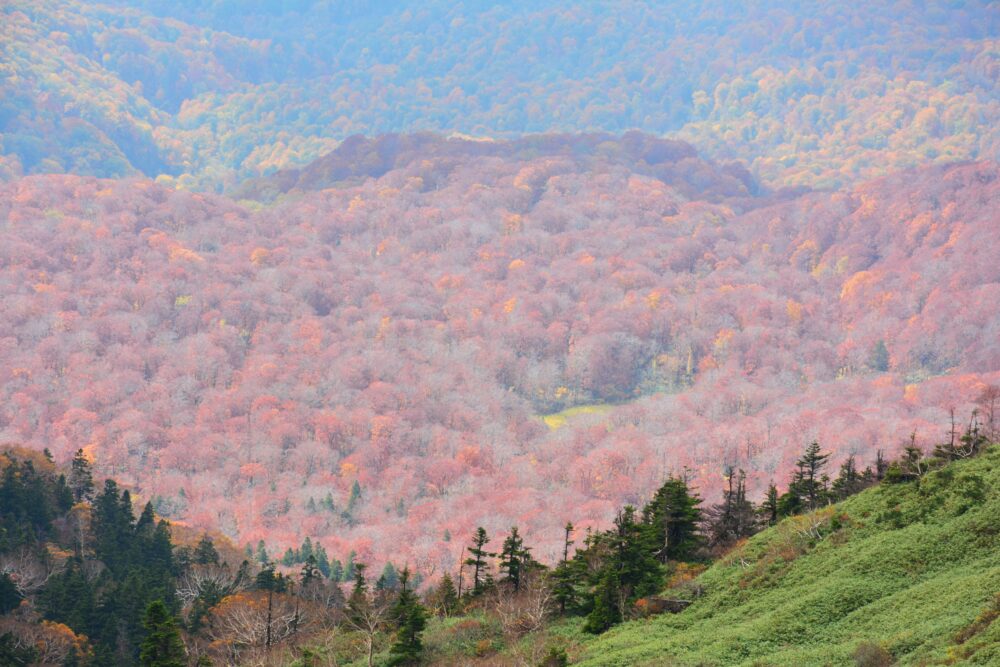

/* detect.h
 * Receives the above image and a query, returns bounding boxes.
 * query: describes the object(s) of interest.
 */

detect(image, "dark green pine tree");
[139,600,185,667]
[611,506,662,602]
[431,571,459,617]
[300,536,314,562]
[463,527,493,596]
[346,481,362,515]
[300,555,321,588]
[93,479,135,572]
[0,631,36,666]
[497,526,532,592]
[706,468,756,549]
[552,522,578,614]
[583,568,622,634]
[642,475,704,562]
[831,454,866,500]
[788,441,831,511]
[376,561,400,591]
[346,562,369,625]
[387,567,427,666]
[344,550,357,582]
[759,482,779,526]
[0,573,20,614]
[193,534,220,565]
[315,544,331,578]
[69,448,94,502]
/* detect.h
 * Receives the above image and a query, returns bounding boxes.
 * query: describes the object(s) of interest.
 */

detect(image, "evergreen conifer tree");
[69,448,94,502]
[552,522,578,614]
[583,569,621,634]
[641,475,703,562]
[387,567,426,666]
[463,527,493,596]
[430,571,459,616]
[139,600,185,667]
[831,454,866,499]
[788,441,831,510]
[193,534,220,565]
[497,526,532,592]
[760,482,779,526]
[706,468,756,548]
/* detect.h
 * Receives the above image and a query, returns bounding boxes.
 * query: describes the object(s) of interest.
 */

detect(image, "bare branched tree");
[342,591,392,667]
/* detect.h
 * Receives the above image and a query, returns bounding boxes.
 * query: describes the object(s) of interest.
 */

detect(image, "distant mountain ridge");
[2,1,996,189]
[235,131,762,204]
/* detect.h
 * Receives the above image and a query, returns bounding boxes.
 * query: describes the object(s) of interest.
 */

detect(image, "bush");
[852,641,894,666]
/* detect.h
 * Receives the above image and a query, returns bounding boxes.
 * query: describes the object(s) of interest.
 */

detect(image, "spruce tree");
[301,555,321,587]
[315,544,331,578]
[552,522,578,614]
[193,534,220,565]
[138,600,185,667]
[611,506,662,603]
[497,526,533,592]
[831,454,866,500]
[642,475,703,562]
[347,481,362,515]
[347,562,369,625]
[387,567,427,666]
[69,448,94,502]
[706,468,756,549]
[759,482,779,526]
[377,561,400,591]
[583,569,621,634]
[463,527,493,596]
[788,441,830,510]
[431,571,459,616]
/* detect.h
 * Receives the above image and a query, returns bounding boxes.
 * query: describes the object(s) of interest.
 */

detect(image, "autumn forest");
[1,1,998,666]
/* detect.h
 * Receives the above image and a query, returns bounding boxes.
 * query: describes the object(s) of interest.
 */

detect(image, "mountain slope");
[2,1,997,189]
[574,446,1000,666]
[2,138,998,570]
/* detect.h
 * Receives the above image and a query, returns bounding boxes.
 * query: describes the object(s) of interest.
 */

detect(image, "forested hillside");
[572,445,1000,666]
[2,133,998,571]
[3,421,995,665]
[2,1,997,189]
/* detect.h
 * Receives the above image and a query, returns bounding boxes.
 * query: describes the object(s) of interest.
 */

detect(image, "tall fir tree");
[552,522,578,614]
[706,468,756,549]
[463,527,493,596]
[583,568,622,634]
[831,454,866,500]
[791,441,830,510]
[69,448,94,502]
[497,526,533,592]
[139,600,185,667]
[641,475,704,562]
[429,571,459,617]
[387,567,427,666]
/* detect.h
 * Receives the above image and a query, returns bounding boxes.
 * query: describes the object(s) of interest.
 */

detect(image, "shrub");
[852,641,894,666]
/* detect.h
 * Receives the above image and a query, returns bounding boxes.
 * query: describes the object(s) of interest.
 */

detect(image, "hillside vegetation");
[2,1,997,189]
[2,135,999,568]
[573,447,1000,666]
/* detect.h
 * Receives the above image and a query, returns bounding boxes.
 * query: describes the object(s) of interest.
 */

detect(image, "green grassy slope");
[574,447,1000,666]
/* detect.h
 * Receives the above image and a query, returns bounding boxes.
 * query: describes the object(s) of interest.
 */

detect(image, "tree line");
[0,407,993,664]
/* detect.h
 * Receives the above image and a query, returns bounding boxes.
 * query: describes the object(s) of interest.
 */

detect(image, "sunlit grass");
[540,403,615,430]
